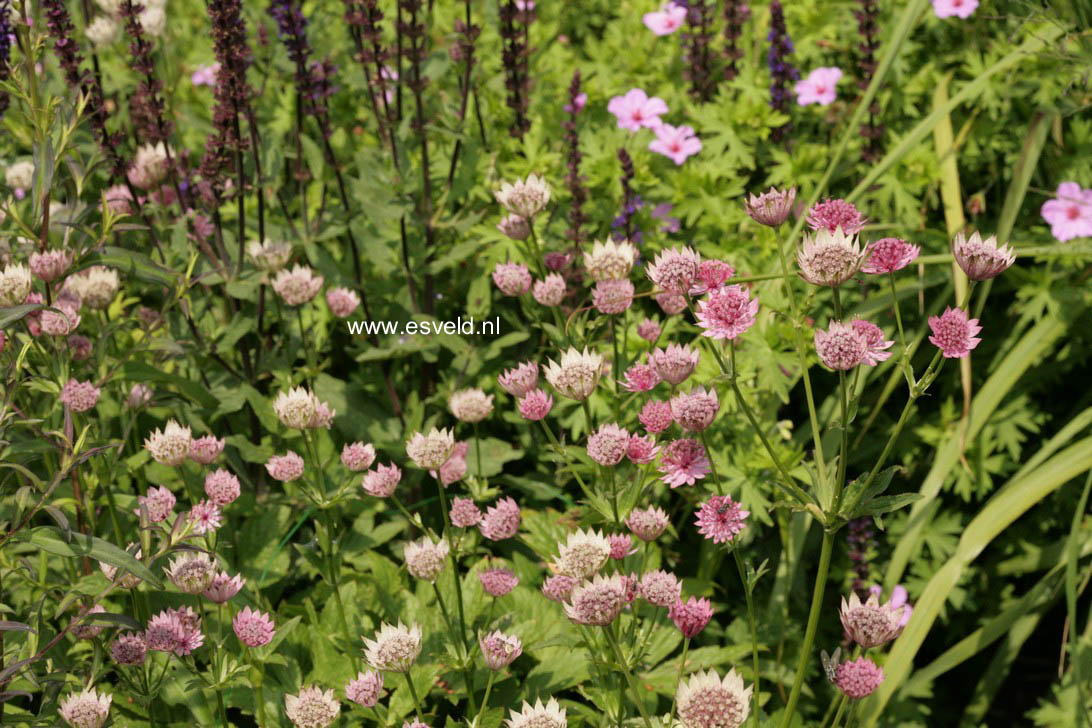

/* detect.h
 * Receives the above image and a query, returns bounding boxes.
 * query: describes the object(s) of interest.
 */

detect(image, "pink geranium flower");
[795,67,843,106]
[642,3,687,35]
[931,0,978,19]
[649,124,702,165]
[607,88,668,132]
[1040,182,1092,242]
[191,63,220,87]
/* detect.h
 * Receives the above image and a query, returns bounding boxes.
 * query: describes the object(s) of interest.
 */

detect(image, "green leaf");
[0,303,46,329]
[121,361,219,409]
[17,527,163,589]
[78,246,177,287]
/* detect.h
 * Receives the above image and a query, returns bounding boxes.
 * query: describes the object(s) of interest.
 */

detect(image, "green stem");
[471,670,497,727]
[608,465,620,524]
[604,623,654,728]
[828,695,849,728]
[668,637,691,726]
[733,548,761,728]
[404,671,425,720]
[539,420,594,500]
[780,531,835,727]
[433,477,476,712]
[473,422,483,478]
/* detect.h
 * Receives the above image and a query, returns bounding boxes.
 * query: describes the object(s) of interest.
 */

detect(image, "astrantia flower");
[951,231,1015,281]
[834,657,884,699]
[68,335,93,360]
[815,320,868,371]
[325,287,360,317]
[695,284,758,340]
[931,0,978,19]
[607,88,668,132]
[564,573,628,626]
[479,497,521,540]
[272,265,324,306]
[136,486,176,523]
[544,251,572,270]
[626,506,670,541]
[404,538,450,582]
[204,469,241,506]
[869,584,914,627]
[363,622,422,672]
[58,687,112,728]
[676,668,752,728]
[798,227,865,286]
[587,423,631,466]
[862,237,920,274]
[273,387,318,429]
[557,528,612,579]
[203,571,245,603]
[40,300,81,337]
[346,671,384,707]
[593,279,635,314]
[493,262,533,296]
[247,239,293,272]
[127,383,153,409]
[165,552,216,594]
[840,591,907,648]
[650,343,700,385]
[449,388,494,423]
[639,570,682,607]
[626,434,660,464]
[495,174,551,218]
[341,442,377,472]
[928,307,981,359]
[284,685,340,728]
[70,604,107,640]
[650,123,702,165]
[657,292,688,315]
[479,567,519,596]
[690,260,735,296]
[188,435,225,465]
[542,574,579,602]
[187,500,222,535]
[405,427,455,470]
[544,347,603,401]
[60,379,100,413]
[144,419,193,466]
[695,495,750,544]
[533,274,566,306]
[850,319,894,365]
[659,438,710,487]
[518,389,553,420]
[643,2,686,35]
[506,699,567,728]
[144,609,185,653]
[584,239,636,281]
[128,142,170,190]
[1041,182,1092,242]
[497,214,531,241]
[111,632,147,665]
[671,386,719,432]
[744,187,796,227]
[233,607,275,647]
[363,463,402,497]
[449,498,482,528]
[100,544,143,589]
[609,534,635,559]
[498,361,539,396]
[639,399,674,434]
[636,318,662,342]
[29,249,72,283]
[647,246,701,294]
[670,596,714,637]
[266,452,305,482]
[480,630,523,669]
[622,363,661,392]
[795,66,843,106]
[806,199,867,235]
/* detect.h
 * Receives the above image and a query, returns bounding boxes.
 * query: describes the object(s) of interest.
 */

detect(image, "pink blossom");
[450,497,482,528]
[642,3,687,35]
[806,198,866,234]
[607,88,668,132]
[636,318,662,342]
[626,434,660,464]
[341,442,377,472]
[189,435,225,465]
[346,671,384,707]
[479,567,519,597]
[695,284,758,340]
[835,657,884,699]
[587,423,631,466]
[669,596,713,637]
[479,497,521,541]
[862,238,920,274]
[518,389,553,420]
[60,379,100,412]
[622,363,661,392]
[498,361,539,397]
[928,307,981,359]
[931,0,978,19]
[650,343,699,385]
[850,319,894,365]
[493,263,533,296]
[191,63,220,87]
[656,292,688,315]
[608,534,635,560]
[362,463,402,497]
[1040,182,1092,242]
[626,505,669,542]
[814,320,868,371]
[188,500,222,535]
[638,399,674,434]
[695,495,749,544]
[233,606,275,648]
[266,451,304,482]
[204,469,241,505]
[593,279,635,314]
[658,438,710,487]
[135,486,175,523]
[689,259,735,295]
[326,287,361,317]
[649,124,702,165]
[795,67,843,106]
[541,574,578,602]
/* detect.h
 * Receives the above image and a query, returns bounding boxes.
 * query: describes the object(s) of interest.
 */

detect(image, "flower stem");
[733,547,761,728]
[433,477,476,712]
[779,530,834,728]
[404,671,425,720]
[604,623,654,728]
[668,637,691,726]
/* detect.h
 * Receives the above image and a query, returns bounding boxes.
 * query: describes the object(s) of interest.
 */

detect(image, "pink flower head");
[626,506,670,541]
[814,320,868,371]
[564,574,628,626]
[60,379,100,413]
[592,279,635,314]
[67,334,92,360]
[951,231,1015,281]
[271,265,323,306]
[492,263,533,296]
[744,187,796,228]
[533,273,567,306]
[29,249,72,283]
[656,292,688,315]
[204,469,241,506]
[607,88,668,132]
[806,199,867,235]
[480,630,523,670]
[266,451,304,482]
[203,571,245,603]
[850,319,894,365]
[649,124,702,165]
[341,442,377,472]
[188,500,222,535]
[658,438,711,487]
[362,463,402,497]
[191,63,220,86]
[670,386,719,432]
[695,495,750,544]
[647,246,701,294]
[144,609,186,653]
[135,486,175,523]
[650,343,700,385]
[643,2,687,35]
[544,251,573,270]
[518,389,554,420]
[639,570,682,607]
[564,93,587,114]
[479,567,519,597]
[497,214,531,241]
[928,307,981,359]
[437,442,470,486]
[862,237,920,274]
[636,318,662,342]
[189,435,225,465]
[233,606,275,647]
[450,497,483,528]
[40,299,81,337]
[931,0,978,19]
[326,287,361,317]
[795,66,843,106]
[346,671,384,707]
[608,534,635,560]
[622,362,661,392]
[498,361,540,397]
[669,596,714,637]
[626,434,660,464]
[111,632,147,665]
[690,260,735,295]
[1041,182,1092,242]
[542,574,579,602]
[587,423,631,466]
[104,185,134,215]
[695,284,758,340]
[639,399,674,434]
[834,657,884,699]
[479,497,521,541]
[870,583,914,627]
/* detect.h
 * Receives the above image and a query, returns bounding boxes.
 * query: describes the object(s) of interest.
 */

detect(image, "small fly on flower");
[717,497,733,514]
[821,647,841,683]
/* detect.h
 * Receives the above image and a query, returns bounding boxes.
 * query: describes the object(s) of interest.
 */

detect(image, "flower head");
[862,237,920,274]
[135,486,175,523]
[58,687,112,728]
[626,506,670,541]
[449,388,494,423]
[406,428,456,470]
[451,497,483,528]
[273,387,328,430]
[248,239,293,272]
[30,249,72,283]
[203,571,245,603]
[659,438,710,487]
[657,292,689,315]
[584,239,636,281]
[363,463,402,497]
[840,591,907,648]
[593,279,635,314]
[951,231,1015,280]
[541,574,579,602]
[691,260,735,296]
[607,88,668,131]
[187,500,222,535]
[647,247,701,294]
[850,319,894,365]
[564,573,628,625]
[497,214,531,241]
[626,434,660,464]
[479,567,519,596]
[506,699,567,728]
[636,318,662,342]
[111,632,147,665]
[0,263,32,307]
[204,469,241,506]
[676,668,752,728]
[639,570,682,607]
[650,124,702,165]
[498,361,539,396]
[931,0,978,19]
[60,379,100,413]
[745,187,796,227]
[165,552,216,594]
[670,596,714,637]
[128,383,153,409]
[326,287,360,317]
[806,199,866,235]
[404,538,450,582]
[1041,182,1092,242]
[5,160,34,191]
[480,630,523,669]
[346,671,384,707]
[557,528,612,579]
[643,2,687,35]
[363,622,422,672]
[284,685,340,728]
[495,174,551,218]
[493,262,533,296]
[587,423,631,466]
[266,452,305,482]
[518,389,554,420]
[622,363,660,393]
[187,435,225,465]
[272,265,324,306]
[544,347,603,401]
[144,420,193,466]
[639,399,674,434]
[928,307,982,359]
[650,343,700,385]
[814,320,868,370]
[671,386,719,432]
[128,142,170,190]
[533,274,566,306]
[795,66,842,106]
[798,228,865,286]
[479,497,521,540]
[695,495,750,544]
[341,442,377,472]
[834,657,884,699]
[234,607,275,647]
[696,284,759,341]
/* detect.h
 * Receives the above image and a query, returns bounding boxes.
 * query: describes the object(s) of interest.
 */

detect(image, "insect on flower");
[821,647,842,683]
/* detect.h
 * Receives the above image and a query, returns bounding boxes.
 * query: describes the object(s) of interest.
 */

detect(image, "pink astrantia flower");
[341,442,377,472]
[928,307,981,359]
[111,632,147,665]
[518,389,554,420]
[814,320,868,370]
[1041,182,1092,242]
[622,362,661,392]
[639,570,682,607]
[188,500,222,535]
[608,534,635,560]
[204,469,241,505]
[493,263,533,296]
[60,379,100,413]
[191,63,220,86]
[657,292,688,315]
[806,199,867,235]
[862,237,920,274]
[479,497,521,540]
[135,486,175,523]
[745,187,796,228]
[362,463,402,497]
[607,88,669,132]
[542,574,579,602]
[587,423,631,466]
[326,287,361,317]
[850,319,894,365]
[647,246,701,294]
[626,434,660,464]
[480,630,523,670]
[479,567,519,597]
[188,435,225,465]
[650,343,699,385]
[695,284,758,340]
[835,657,884,699]
[795,66,843,106]
[931,0,978,19]
[626,506,670,541]
[68,334,92,360]
[951,231,1015,280]
[498,361,539,397]
[649,124,702,165]
[593,279,635,314]
[533,274,567,306]
[565,574,628,626]
[643,2,687,35]
[869,583,914,627]
[690,260,735,296]
[346,671,384,707]
[636,318,662,342]
[544,251,573,270]
[450,497,482,528]
[266,452,304,482]
[695,495,750,544]
[658,438,711,487]
[233,606,275,647]
[639,399,674,434]
[669,596,714,637]
[203,571,245,603]
[670,386,719,432]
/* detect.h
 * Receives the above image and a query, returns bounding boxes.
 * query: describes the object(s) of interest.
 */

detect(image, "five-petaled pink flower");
[643,3,687,35]
[931,0,978,19]
[1040,182,1092,242]
[607,88,668,132]
[795,67,843,106]
[649,124,702,165]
